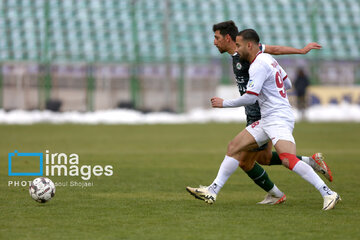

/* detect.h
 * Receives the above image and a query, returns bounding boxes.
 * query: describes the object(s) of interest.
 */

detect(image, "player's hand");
[211,97,224,108]
[302,42,322,54]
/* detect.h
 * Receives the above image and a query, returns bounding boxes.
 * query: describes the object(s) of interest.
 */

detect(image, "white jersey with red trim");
[246,52,294,122]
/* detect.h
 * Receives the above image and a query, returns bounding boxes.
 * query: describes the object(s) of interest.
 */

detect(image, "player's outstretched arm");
[211,97,224,108]
[264,42,322,55]
[211,94,258,108]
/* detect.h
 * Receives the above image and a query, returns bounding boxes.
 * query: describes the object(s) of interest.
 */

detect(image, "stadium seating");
[1,0,359,63]
[1,0,359,112]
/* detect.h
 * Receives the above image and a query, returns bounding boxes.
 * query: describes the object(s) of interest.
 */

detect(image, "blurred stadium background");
[0,0,359,114]
[2,2,360,239]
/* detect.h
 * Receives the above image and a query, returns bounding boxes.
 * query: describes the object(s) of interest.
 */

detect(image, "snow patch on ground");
[1,103,359,124]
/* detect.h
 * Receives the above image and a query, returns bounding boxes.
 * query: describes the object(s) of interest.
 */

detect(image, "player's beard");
[238,51,249,61]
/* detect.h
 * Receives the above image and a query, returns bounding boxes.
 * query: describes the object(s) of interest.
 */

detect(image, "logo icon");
[8,150,43,176]
[248,79,255,88]
[236,63,242,70]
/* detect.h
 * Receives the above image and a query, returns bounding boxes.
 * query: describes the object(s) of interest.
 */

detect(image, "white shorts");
[246,119,295,146]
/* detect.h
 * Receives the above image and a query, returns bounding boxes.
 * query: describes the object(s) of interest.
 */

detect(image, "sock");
[269,152,282,165]
[281,153,334,197]
[300,156,315,168]
[268,184,284,198]
[270,152,304,165]
[245,162,277,193]
[209,155,239,194]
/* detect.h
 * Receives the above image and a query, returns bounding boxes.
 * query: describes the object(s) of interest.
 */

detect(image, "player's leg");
[248,137,298,166]
[252,141,273,165]
[186,128,258,204]
[186,148,285,204]
[186,126,284,204]
[256,141,333,182]
[239,127,330,195]
[207,150,284,202]
[214,128,261,189]
[186,154,239,204]
[267,150,333,182]
[224,126,285,201]
[231,121,286,204]
[227,128,260,154]
[273,136,340,210]
[237,150,286,204]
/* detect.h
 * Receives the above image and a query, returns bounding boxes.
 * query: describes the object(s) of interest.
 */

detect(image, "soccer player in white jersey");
[210,29,341,210]
[186,21,332,206]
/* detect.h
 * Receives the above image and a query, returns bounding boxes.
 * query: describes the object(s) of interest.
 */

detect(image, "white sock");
[268,185,284,198]
[300,156,315,168]
[292,161,333,197]
[209,155,239,194]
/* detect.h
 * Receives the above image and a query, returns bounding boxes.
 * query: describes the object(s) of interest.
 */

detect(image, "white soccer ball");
[29,177,56,203]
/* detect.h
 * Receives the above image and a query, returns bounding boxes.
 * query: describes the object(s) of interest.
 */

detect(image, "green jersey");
[231,44,265,126]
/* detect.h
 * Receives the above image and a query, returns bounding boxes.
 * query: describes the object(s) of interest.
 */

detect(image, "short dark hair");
[212,21,238,41]
[237,29,260,44]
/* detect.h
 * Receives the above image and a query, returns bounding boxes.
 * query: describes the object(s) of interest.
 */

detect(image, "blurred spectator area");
[1,0,359,61]
[0,0,359,111]
[1,63,220,111]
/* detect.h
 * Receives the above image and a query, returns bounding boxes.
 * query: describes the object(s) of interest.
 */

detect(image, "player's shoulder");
[257,52,274,62]
[255,53,277,69]
[250,53,271,71]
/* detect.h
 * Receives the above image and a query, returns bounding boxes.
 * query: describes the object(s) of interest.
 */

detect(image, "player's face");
[213,30,228,53]
[235,35,249,61]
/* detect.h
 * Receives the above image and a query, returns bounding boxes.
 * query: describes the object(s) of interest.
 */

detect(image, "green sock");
[269,152,282,165]
[269,152,302,165]
[246,163,274,192]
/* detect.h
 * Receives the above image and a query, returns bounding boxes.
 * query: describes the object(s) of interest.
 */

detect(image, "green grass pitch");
[0,123,359,239]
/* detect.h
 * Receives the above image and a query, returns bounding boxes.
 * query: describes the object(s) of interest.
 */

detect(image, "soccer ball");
[29,177,56,203]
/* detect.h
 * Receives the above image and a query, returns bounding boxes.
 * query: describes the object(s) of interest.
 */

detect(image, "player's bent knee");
[256,155,271,165]
[238,159,255,171]
[254,150,272,165]
[226,140,239,156]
